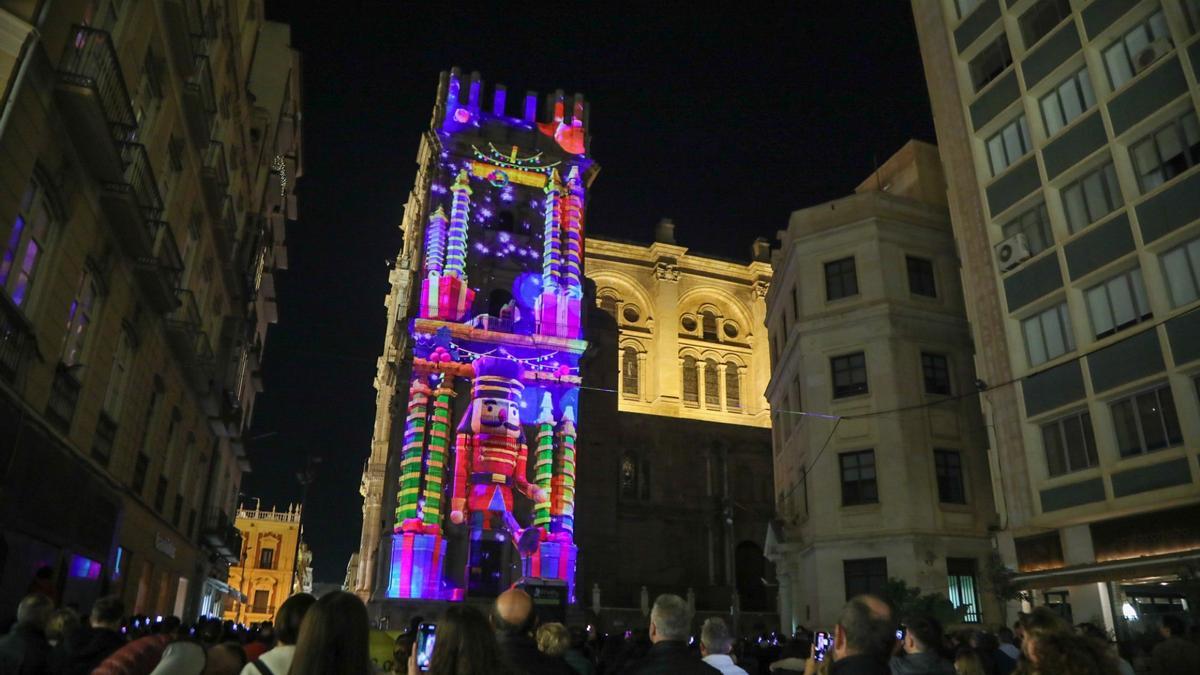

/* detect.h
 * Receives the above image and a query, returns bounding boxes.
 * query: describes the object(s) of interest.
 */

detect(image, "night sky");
[245,2,936,582]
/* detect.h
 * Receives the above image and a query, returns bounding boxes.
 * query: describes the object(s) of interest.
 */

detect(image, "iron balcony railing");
[110,142,165,224]
[144,221,184,289]
[202,140,229,188]
[168,288,202,334]
[185,53,217,120]
[184,0,211,55]
[0,294,32,384]
[57,25,136,141]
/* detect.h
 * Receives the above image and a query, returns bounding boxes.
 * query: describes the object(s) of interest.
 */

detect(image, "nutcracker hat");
[471,356,524,400]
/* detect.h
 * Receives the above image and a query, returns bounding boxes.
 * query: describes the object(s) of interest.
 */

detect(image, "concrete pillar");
[778,568,794,636]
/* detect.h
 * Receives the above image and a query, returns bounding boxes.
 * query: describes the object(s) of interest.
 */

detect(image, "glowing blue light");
[499,232,511,243]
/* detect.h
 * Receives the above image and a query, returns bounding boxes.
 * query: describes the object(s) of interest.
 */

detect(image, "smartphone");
[897,624,906,641]
[415,622,437,672]
[813,630,832,662]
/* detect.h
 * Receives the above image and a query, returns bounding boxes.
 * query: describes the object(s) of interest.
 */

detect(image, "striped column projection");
[541,168,564,292]
[444,170,472,279]
[552,405,577,535]
[423,206,448,275]
[533,393,555,529]
[395,376,432,527]
[562,166,584,299]
[420,375,455,529]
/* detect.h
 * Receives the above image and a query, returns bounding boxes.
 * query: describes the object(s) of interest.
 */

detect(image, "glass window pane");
[1108,275,1136,327]
[1024,316,1048,365]
[1162,246,1199,306]
[1043,424,1067,476]
[1111,399,1141,455]
[1019,116,1032,150]
[1087,285,1115,336]
[1102,164,1123,208]
[1136,392,1167,451]
[1125,26,1151,61]
[1079,71,1096,109]
[1042,94,1064,135]
[1130,269,1150,316]
[1082,172,1108,221]
[1063,184,1089,232]
[1041,308,1066,358]
[1063,416,1089,471]
[1148,11,1168,40]
[1156,126,1184,167]
[1003,122,1022,162]
[1160,388,1182,445]
[1081,413,1099,466]
[989,135,1007,175]
[1105,44,1132,88]
[1133,140,1163,191]
[1058,304,1075,351]
[1060,81,1083,122]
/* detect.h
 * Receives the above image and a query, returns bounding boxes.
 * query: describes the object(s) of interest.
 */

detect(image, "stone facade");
[224,505,307,624]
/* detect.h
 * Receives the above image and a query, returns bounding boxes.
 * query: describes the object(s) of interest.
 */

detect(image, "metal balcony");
[202,512,242,565]
[54,25,136,182]
[165,289,215,391]
[182,54,217,147]
[200,140,229,216]
[209,388,243,439]
[161,0,207,78]
[0,294,33,385]
[134,222,184,313]
[100,142,164,258]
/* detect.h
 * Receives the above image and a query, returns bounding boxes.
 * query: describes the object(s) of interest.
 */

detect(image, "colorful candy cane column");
[524,403,579,597]
[419,176,475,321]
[449,356,547,595]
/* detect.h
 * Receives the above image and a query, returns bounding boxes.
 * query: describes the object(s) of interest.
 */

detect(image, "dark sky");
[245,2,935,582]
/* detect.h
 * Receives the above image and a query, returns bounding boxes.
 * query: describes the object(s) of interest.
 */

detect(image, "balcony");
[200,140,229,216]
[213,193,237,260]
[0,294,34,385]
[166,289,215,391]
[182,54,217,147]
[45,364,82,434]
[161,0,207,78]
[202,512,242,565]
[209,388,243,439]
[100,142,164,259]
[54,25,136,182]
[133,222,184,313]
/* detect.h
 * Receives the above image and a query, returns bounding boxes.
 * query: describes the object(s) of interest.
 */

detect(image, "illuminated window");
[986,115,1032,176]
[1131,111,1200,193]
[1041,411,1099,477]
[704,358,720,410]
[825,257,858,301]
[947,558,981,623]
[1111,384,1183,457]
[62,267,100,367]
[1103,10,1169,90]
[682,356,699,406]
[1002,203,1054,255]
[1040,68,1096,137]
[1160,236,1200,307]
[840,450,877,506]
[621,346,639,399]
[1062,162,1122,233]
[831,352,868,398]
[934,449,966,504]
[725,362,741,411]
[1,176,55,307]
[1085,268,1152,338]
[969,34,1012,93]
[1021,302,1074,366]
[843,557,886,600]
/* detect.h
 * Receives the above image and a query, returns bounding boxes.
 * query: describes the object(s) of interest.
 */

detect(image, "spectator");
[952,648,984,675]
[288,591,372,675]
[1150,615,1200,675]
[492,588,570,675]
[46,606,83,671]
[620,593,717,674]
[92,631,172,675]
[61,595,127,675]
[830,595,896,675]
[536,623,574,672]
[391,627,416,675]
[240,593,313,675]
[204,643,246,675]
[994,629,1018,664]
[25,567,57,606]
[699,617,747,675]
[1074,624,1131,675]
[149,638,206,675]
[1015,630,1116,675]
[1016,608,1069,668]
[560,626,593,675]
[0,594,53,674]
[889,616,953,675]
[967,632,1013,675]
[410,604,514,675]
[769,638,809,673]
[243,624,272,663]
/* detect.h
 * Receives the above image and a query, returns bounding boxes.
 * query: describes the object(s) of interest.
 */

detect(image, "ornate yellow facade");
[224,505,308,624]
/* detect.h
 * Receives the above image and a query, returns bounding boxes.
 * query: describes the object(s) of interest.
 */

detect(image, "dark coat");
[889,651,956,675]
[619,640,720,675]
[496,631,573,675]
[831,653,890,675]
[58,627,126,675]
[0,623,49,675]
[1151,636,1200,675]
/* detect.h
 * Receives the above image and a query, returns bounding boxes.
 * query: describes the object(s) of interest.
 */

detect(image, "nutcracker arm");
[450,431,470,522]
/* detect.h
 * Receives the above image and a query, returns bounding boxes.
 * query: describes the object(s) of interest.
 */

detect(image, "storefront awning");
[1011,549,1200,589]
[204,577,247,602]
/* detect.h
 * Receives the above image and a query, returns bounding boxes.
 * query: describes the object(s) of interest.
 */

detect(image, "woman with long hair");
[288,591,373,675]
[408,605,513,675]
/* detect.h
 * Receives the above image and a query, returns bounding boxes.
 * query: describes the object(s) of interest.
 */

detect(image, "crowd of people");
[1,588,1197,675]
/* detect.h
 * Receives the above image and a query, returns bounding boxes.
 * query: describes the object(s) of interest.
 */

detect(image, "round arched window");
[681,316,697,332]
[623,306,640,323]
[723,322,739,339]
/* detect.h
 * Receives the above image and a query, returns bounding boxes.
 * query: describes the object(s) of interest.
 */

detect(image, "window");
[621,346,639,399]
[1103,10,1170,89]
[1062,162,1123,233]
[103,328,134,418]
[844,558,887,600]
[704,358,720,409]
[1160,236,1200,307]
[831,352,868,398]
[825,257,858,300]
[1111,385,1183,457]
[701,311,718,341]
[1022,302,1075,366]
[840,450,878,506]
[1186,0,1200,34]
[62,268,100,367]
[259,548,275,569]
[173,494,183,527]
[154,476,166,512]
[725,362,741,411]
[1131,111,1200,193]
[620,454,637,498]
[1041,411,1099,477]
[1085,268,1152,338]
[682,356,699,406]
[934,449,967,504]
[622,305,639,323]
[1,176,54,307]
[1018,0,1072,47]
[947,558,981,623]
[922,353,952,395]
[598,295,616,317]
[251,590,269,613]
[907,256,937,297]
[987,115,1032,176]
[1040,68,1096,136]
[792,284,801,321]
[955,0,983,19]
[132,452,149,493]
[970,34,1013,92]
[1002,203,1054,255]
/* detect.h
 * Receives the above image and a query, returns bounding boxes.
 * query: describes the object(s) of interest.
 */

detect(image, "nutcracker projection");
[387,68,595,601]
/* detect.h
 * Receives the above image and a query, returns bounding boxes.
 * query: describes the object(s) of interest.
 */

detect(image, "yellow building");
[0,0,299,622]
[224,504,309,625]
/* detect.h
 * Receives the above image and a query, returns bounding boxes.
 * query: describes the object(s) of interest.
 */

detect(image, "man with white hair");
[623,594,719,674]
[0,593,53,673]
[699,617,748,675]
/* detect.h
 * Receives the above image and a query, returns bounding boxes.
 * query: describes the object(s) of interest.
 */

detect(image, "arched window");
[598,294,617,317]
[725,361,741,410]
[621,346,639,399]
[704,358,720,409]
[701,311,718,341]
[620,454,637,498]
[682,356,699,406]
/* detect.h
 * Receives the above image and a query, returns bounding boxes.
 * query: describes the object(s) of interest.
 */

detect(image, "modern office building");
[0,0,299,621]
[765,141,999,631]
[912,0,1200,631]
[223,503,309,624]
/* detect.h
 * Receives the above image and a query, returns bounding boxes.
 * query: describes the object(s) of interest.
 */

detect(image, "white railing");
[237,503,302,523]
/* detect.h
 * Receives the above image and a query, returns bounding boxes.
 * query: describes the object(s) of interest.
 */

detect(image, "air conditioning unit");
[1134,38,1172,74]
[996,233,1031,272]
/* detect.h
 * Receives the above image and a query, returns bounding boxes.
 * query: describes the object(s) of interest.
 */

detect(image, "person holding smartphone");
[888,616,954,675]
[406,605,516,675]
[813,595,896,675]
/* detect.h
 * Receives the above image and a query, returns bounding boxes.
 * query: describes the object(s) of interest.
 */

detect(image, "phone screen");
[416,623,436,672]
[813,631,832,662]
[897,625,906,641]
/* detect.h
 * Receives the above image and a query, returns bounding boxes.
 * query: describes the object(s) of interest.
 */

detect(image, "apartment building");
[913,0,1200,631]
[223,504,308,624]
[0,0,299,620]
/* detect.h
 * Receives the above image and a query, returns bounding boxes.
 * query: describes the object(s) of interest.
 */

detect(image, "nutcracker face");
[476,397,521,434]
